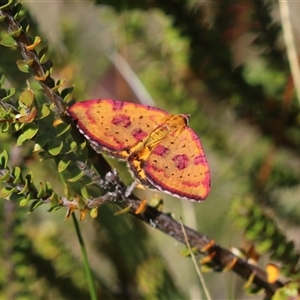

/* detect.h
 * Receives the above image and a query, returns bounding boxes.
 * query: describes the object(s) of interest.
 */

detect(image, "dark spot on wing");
[172,154,189,170]
[152,145,170,157]
[111,114,131,128]
[132,128,148,141]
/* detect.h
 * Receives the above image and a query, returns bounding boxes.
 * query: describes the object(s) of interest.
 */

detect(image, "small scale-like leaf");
[10,26,22,37]
[19,197,29,207]
[21,123,38,140]
[48,205,62,213]
[69,141,78,152]
[0,35,16,47]
[271,243,286,259]
[56,123,71,137]
[13,122,22,132]
[244,229,258,241]
[16,59,34,73]
[49,193,60,207]
[0,88,16,102]
[249,220,265,235]
[0,169,10,181]
[0,122,10,133]
[29,81,43,91]
[256,239,273,254]
[61,87,74,100]
[36,182,45,198]
[33,143,42,152]
[52,79,65,92]
[80,186,89,200]
[28,200,44,212]
[68,170,84,182]
[0,187,15,198]
[18,178,29,194]
[58,159,71,173]
[48,141,63,156]
[38,46,48,63]
[38,104,51,119]
[0,150,9,168]
[0,0,13,9]
[19,89,34,107]
[79,141,87,150]
[15,11,26,23]
[12,166,22,184]
[45,182,53,191]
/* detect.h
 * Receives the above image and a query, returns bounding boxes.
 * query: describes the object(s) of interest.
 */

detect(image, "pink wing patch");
[143,128,210,201]
[68,99,168,159]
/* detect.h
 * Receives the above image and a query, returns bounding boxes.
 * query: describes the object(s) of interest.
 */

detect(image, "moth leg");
[125,181,148,197]
[125,181,139,198]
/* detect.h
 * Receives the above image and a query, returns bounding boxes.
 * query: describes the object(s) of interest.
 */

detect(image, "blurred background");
[1,1,300,299]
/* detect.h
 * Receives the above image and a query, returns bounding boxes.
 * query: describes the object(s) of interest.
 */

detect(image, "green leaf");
[0,150,9,168]
[36,182,45,198]
[28,200,44,212]
[19,89,34,107]
[12,166,22,184]
[68,170,84,182]
[56,123,71,137]
[271,243,286,259]
[58,159,71,173]
[256,239,272,254]
[16,132,28,146]
[33,143,42,152]
[0,0,13,9]
[38,104,51,119]
[0,88,16,100]
[29,81,43,91]
[23,123,38,140]
[1,122,13,133]
[48,141,63,156]
[0,169,10,181]
[48,205,61,213]
[18,178,29,194]
[14,8,26,23]
[0,35,16,47]
[10,26,22,37]
[81,186,89,199]
[69,141,78,152]
[49,193,60,207]
[38,47,48,63]
[61,87,74,100]
[16,59,33,73]
[19,197,29,207]
[0,187,15,198]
